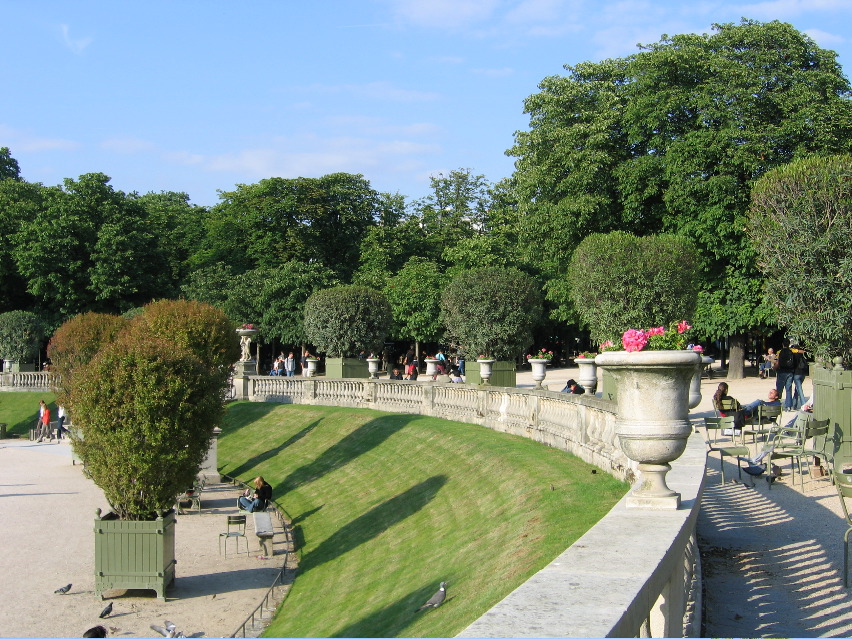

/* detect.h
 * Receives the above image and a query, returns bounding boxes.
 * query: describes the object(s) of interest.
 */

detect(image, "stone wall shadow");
[300,475,448,574]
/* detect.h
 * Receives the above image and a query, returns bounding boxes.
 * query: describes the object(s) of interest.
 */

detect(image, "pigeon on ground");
[416,582,447,612]
[99,602,113,619]
[82,626,108,638]
[54,583,72,594]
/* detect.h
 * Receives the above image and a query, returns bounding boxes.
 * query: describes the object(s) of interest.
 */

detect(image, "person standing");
[56,404,70,439]
[36,401,51,442]
[301,350,310,377]
[404,345,416,378]
[284,351,296,377]
[791,344,809,410]
[775,338,797,410]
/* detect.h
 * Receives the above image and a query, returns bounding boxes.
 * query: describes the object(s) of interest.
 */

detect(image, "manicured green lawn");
[219,403,627,638]
[0,392,56,436]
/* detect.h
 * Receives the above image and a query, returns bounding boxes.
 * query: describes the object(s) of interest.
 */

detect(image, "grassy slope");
[219,402,627,638]
[0,392,56,436]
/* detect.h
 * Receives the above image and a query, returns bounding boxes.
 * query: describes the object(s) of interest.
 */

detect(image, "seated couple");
[238,476,272,512]
[714,382,780,430]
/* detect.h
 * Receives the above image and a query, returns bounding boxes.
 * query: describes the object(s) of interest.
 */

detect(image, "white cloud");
[0,124,80,152]
[177,134,442,181]
[805,27,846,46]
[100,137,157,154]
[59,24,93,54]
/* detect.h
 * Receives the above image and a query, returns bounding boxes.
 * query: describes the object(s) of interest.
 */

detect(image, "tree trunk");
[727,334,746,379]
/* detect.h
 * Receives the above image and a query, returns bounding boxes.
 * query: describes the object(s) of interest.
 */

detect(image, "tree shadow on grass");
[299,474,448,575]
[277,413,419,493]
[330,579,452,638]
[226,418,321,479]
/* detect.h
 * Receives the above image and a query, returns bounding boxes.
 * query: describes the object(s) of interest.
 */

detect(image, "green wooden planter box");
[324,357,369,379]
[811,363,852,461]
[94,509,176,601]
[465,361,516,387]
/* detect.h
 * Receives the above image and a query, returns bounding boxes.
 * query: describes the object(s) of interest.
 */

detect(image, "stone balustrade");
[0,371,54,392]
[235,375,705,637]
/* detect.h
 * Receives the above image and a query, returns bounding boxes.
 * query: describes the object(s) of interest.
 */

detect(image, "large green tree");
[749,154,852,365]
[198,173,380,281]
[510,19,852,377]
[384,257,447,352]
[11,173,171,321]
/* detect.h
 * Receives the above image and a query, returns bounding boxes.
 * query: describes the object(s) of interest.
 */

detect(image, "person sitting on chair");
[713,382,745,430]
[238,476,272,512]
[741,388,782,419]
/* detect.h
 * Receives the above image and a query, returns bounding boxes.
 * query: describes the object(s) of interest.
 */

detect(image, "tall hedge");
[749,154,852,364]
[441,267,542,360]
[303,286,391,358]
[0,310,43,362]
[61,300,239,520]
[568,232,701,343]
[47,312,127,404]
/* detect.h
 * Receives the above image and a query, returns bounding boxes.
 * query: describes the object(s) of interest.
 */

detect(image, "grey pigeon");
[99,602,113,619]
[82,626,108,638]
[416,582,447,612]
[54,583,72,594]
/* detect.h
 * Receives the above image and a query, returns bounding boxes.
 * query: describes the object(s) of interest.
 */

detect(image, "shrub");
[303,286,391,357]
[568,232,701,343]
[0,310,44,363]
[128,299,240,386]
[47,312,126,405]
[70,332,223,519]
[441,267,542,360]
[749,154,852,365]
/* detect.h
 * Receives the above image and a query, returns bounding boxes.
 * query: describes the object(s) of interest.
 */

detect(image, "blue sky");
[3,0,851,207]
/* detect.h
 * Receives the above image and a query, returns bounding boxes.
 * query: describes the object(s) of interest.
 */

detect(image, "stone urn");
[424,358,439,378]
[366,357,380,379]
[305,358,319,377]
[595,349,701,510]
[527,358,549,388]
[477,359,496,385]
[688,355,714,409]
[575,357,598,394]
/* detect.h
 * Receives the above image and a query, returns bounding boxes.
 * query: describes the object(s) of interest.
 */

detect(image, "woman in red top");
[37,403,51,442]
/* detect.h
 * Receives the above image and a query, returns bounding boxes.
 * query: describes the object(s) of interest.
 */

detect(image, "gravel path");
[0,439,290,639]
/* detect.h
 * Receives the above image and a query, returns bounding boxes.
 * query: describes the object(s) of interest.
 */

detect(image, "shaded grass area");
[0,392,56,436]
[219,403,627,638]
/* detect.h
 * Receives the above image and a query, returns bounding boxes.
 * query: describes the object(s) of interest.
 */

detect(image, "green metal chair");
[801,418,832,490]
[702,416,750,484]
[744,403,782,445]
[833,464,852,587]
[766,414,809,490]
[218,515,248,556]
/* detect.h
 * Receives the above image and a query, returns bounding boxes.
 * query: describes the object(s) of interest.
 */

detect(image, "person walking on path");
[775,338,797,410]
[35,400,51,442]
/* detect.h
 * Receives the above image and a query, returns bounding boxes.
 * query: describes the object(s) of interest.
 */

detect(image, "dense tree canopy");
[510,19,852,373]
[303,285,391,358]
[568,232,701,343]
[749,154,852,365]
[384,257,447,346]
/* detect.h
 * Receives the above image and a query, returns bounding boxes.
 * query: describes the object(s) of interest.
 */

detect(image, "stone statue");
[240,335,252,362]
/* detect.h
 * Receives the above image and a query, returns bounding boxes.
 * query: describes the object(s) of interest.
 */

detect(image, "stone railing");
[235,376,705,637]
[0,371,54,392]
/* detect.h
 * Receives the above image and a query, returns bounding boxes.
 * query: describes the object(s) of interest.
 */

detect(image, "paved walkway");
[0,439,289,639]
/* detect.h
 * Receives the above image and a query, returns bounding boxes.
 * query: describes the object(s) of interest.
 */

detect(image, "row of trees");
[2,20,851,373]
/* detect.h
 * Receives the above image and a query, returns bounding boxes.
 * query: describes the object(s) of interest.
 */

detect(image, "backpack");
[778,348,795,370]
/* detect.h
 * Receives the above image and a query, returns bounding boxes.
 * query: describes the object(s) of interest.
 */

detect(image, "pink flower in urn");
[622,329,648,352]
[677,321,692,334]
[692,344,704,353]
[647,326,665,336]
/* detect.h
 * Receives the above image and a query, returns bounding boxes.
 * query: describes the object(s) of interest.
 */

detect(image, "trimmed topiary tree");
[568,232,701,344]
[0,310,44,364]
[441,267,543,360]
[749,154,852,366]
[303,285,391,357]
[47,311,127,405]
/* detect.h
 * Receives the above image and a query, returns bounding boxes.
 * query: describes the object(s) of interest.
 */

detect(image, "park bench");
[252,510,275,558]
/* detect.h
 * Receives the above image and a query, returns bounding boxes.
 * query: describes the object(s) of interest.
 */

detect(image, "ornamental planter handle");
[595,350,700,510]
